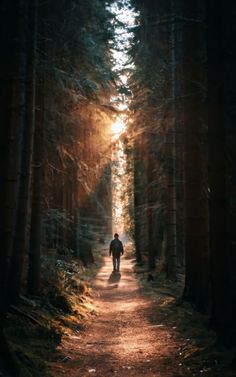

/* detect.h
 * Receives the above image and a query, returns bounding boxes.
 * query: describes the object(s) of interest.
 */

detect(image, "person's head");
[114,233,119,239]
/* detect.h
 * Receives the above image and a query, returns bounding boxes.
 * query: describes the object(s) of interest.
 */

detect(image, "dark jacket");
[109,238,124,257]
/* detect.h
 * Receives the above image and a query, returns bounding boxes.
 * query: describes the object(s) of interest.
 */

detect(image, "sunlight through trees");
[1,0,236,375]
[109,0,137,239]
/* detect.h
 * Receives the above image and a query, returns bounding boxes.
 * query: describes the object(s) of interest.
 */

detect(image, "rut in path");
[51,247,186,377]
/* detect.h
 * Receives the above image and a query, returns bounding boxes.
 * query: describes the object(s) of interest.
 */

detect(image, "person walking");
[109,233,124,272]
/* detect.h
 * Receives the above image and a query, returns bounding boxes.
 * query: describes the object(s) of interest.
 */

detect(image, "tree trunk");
[182,0,210,311]
[133,137,148,264]
[28,0,46,296]
[0,1,27,368]
[28,80,44,295]
[0,0,27,311]
[147,142,156,270]
[165,0,177,279]
[9,0,38,303]
[207,0,233,338]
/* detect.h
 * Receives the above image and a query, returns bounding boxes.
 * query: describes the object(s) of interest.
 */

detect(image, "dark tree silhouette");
[1,1,236,374]
[130,0,236,339]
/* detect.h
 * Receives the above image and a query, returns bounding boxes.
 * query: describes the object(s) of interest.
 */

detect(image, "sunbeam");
[112,119,126,139]
[108,0,137,239]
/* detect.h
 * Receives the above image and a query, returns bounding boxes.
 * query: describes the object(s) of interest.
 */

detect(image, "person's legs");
[112,256,116,271]
[117,256,120,272]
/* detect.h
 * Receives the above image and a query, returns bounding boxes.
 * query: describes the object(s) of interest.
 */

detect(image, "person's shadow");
[108,272,121,286]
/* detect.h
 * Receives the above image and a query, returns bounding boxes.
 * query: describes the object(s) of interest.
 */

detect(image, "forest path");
[50,246,189,377]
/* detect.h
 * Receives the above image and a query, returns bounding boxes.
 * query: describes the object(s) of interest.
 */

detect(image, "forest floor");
[49,244,236,377]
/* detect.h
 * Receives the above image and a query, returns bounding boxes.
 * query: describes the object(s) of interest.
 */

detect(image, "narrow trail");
[50,249,189,377]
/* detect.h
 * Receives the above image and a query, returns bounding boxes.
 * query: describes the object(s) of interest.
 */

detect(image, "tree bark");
[165,0,177,279]
[28,0,46,296]
[147,143,156,270]
[28,81,44,295]
[0,1,28,368]
[182,0,210,311]
[207,0,233,338]
[9,0,38,303]
[0,0,27,311]
[133,137,148,264]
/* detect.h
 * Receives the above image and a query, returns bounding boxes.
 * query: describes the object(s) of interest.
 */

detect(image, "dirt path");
[49,250,199,377]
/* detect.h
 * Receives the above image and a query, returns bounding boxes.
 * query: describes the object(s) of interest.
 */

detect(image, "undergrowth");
[4,254,101,377]
[135,261,236,377]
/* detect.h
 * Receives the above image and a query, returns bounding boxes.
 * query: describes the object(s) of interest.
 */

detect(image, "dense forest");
[0,0,236,376]
[130,0,236,338]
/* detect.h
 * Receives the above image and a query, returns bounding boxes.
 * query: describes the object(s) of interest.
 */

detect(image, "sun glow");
[111,119,126,138]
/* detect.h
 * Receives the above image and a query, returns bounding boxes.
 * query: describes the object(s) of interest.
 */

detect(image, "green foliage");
[42,209,75,253]
[128,0,181,266]
[45,0,116,105]
[42,1,116,253]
